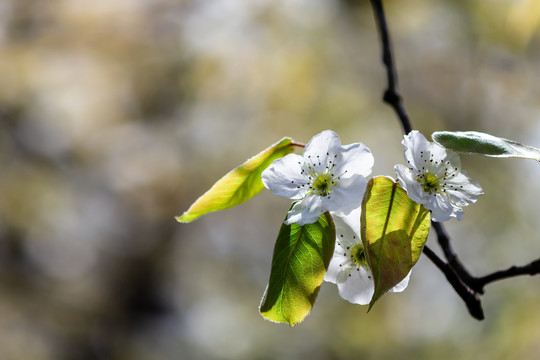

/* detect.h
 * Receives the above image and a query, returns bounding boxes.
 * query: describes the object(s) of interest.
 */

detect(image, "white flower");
[324,209,410,305]
[261,130,374,226]
[394,130,483,222]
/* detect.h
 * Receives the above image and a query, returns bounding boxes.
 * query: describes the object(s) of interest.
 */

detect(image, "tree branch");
[422,246,484,320]
[370,0,540,320]
[432,221,540,294]
[476,258,540,291]
[369,0,412,135]
[369,0,486,319]
[431,221,480,292]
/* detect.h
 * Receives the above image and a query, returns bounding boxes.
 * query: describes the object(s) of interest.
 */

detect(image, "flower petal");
[403,130,433,169]
[324,209,361,283]
[398,131,482,222]
[262,153,307,200]
[426,193,462,222]
[394,164,426,204]
[333,142,374,179]
[303,130,341,174]
[389,271,411,293]
[445,171,483,206]
[266,130,375,226]
[285,195,325,226]
[423,149,461,183]
[324,255,342,284]
[336,266,374,305]
[428,142,453,165]
[324,174,367,215]
[333,207,361,235]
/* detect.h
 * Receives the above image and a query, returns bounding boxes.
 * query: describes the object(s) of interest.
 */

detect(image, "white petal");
[445,171,483,206]
[324,174,367,215]
[336,266,374,305]
[303,130,341,173]
[304,130,341,156]
[285,195,325,225]
[398,131,481,222]
[261,153,307,200]
[402,130,433,169]
[324,256,342,284]
[441,149,462,170]
[452,207,464,221]
[333,211,362,252]
[394,164,426,205]
[426,194,462,222]
[325,210,362,283]
[428,153,458,178]
[332,208,362,236]
[333,142,374,179]
[429,142,453,165]
[336,267,352,284]
[389,271,411,293]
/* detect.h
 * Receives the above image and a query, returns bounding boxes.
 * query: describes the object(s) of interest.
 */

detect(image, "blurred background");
[1,0,540,359]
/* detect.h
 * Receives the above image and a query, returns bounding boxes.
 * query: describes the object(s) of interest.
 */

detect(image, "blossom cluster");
[261,130,483,304]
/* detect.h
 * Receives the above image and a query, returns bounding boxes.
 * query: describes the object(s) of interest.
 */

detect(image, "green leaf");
[176,137,295,223]
[361,176,431,310]
[259,212,335,326]
[432,131,540,161]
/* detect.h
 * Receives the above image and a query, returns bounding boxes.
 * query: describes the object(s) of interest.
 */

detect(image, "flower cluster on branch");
[262,129,482,305]
[178,0,540,325]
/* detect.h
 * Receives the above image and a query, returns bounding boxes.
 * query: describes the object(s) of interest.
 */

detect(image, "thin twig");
[476,258,540,291]
[370,0,540,320]
[431,221,481,292]
[369,0,412,134]
[369,0,486,318]
[432,217,540,295]
[422,246,484,320]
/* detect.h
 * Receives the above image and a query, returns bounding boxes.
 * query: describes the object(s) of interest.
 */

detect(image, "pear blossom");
[324,208,410,305]
[261,130,374,226]
[394,130,483,222]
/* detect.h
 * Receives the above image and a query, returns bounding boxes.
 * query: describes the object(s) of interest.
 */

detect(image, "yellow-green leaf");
[361,176,431,310]
[259,212,335,326]
[176,137,294,223]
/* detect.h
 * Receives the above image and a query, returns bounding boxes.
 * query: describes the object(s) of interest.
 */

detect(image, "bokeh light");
[1,0,540,359]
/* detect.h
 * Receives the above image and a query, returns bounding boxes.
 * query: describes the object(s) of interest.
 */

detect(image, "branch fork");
[369,0,540,320]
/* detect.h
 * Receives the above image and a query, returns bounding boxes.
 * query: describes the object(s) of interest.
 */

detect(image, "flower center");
[421,173,440,194]
[350,244,367,267]
[312,173,334,196]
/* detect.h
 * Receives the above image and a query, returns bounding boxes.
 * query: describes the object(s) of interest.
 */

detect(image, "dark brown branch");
[370,0,540,320]
[370,0,485,318]
[431,221,481,292]
[476,258,540,291]
[369,0,412,135]
[422,246,484,320]
[432,221,540,293]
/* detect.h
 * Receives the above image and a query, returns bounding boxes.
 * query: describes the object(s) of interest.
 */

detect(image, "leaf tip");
[367,294,380,313]
[258,310,299,327]
[175,213,195,223]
